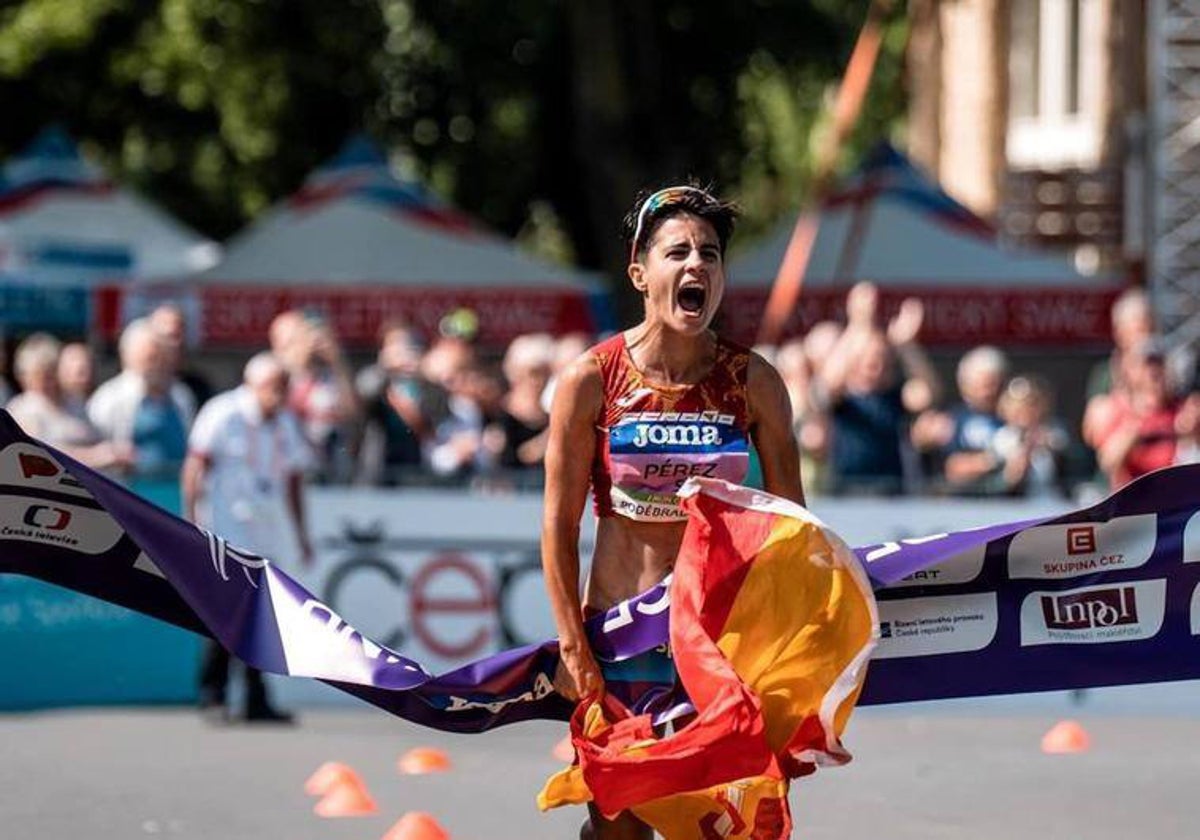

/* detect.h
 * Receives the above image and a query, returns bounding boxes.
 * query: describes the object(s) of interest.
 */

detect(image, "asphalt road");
[1,686,1197,840]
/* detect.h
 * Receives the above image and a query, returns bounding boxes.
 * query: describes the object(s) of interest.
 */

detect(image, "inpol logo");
[1041,587,1137,631]
[631,423,721,448]
[1020,580,1166,646]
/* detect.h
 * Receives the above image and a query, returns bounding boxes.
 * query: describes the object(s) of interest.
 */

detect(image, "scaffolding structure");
[1150,0,1200,335]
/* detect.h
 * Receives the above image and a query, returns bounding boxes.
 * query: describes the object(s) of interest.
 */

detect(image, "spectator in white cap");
[912,345,1009,494]
[497,332,555,470]
[182,351,314,724]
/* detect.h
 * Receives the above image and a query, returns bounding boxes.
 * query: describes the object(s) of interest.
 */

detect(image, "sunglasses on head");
[629,185,717,261]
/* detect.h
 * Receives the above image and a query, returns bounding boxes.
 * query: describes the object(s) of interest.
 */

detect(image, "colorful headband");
[629,185,717,261]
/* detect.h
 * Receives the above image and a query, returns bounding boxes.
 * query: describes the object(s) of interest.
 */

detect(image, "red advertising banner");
[95,285,599,347]
[721,287,1123,347]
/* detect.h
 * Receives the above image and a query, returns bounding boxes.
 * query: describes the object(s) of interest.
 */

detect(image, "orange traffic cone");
[1041,719,1091,754]
[304,761,363,796]
[381,812,450,840]
[551,735,575,763]
[313,776,378,817]
[397,746,452,775]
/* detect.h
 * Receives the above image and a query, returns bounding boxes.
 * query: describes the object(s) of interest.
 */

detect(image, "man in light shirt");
[88,318,196,481]
[182,352,314,724]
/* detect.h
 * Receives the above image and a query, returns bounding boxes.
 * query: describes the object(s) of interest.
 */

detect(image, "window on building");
[1010,0,1041,119]
[1007,0,1101,169]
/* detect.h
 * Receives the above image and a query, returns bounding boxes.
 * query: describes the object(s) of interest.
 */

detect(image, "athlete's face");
[629,213,725,336]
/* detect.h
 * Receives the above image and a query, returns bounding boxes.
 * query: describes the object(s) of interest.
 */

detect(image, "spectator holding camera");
[356,321,445,486]
[268,310,360,483]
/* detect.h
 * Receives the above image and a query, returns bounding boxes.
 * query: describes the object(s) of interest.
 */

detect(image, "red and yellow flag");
[539,479,878,838]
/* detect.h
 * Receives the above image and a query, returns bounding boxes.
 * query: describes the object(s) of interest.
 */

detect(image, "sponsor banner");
[874,593,998,659]
[721,287,1120,347]
[275,491,1046,704]
[0,496,125,554]
[1183,510,1200,564]
[862,541,986,589]
[0,443,93,499]
[0,283,90,331]
[1007,515,1157,580]
[1019,580,1167,646]
[0,448,198,709]
[97,285,598,348]
[1192,583,1200,636]
[6,403,1200,721]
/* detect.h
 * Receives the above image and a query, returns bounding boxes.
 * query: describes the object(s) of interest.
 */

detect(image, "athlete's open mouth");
[677,285,707,314]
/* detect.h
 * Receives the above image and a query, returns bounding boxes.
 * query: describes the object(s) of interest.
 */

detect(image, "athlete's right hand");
[554,642,603,701]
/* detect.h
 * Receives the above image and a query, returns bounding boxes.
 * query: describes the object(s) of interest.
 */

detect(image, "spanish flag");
[539,478,879,838]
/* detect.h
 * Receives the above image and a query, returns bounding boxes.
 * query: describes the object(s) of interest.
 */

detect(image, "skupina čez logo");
[1007,514,1156,580]
[1065,525,1097,555]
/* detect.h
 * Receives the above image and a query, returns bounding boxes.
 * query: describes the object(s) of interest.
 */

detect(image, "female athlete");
[541,185,805,839]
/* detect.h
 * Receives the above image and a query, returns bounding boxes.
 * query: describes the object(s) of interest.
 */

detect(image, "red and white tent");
[104,137,608,347]
[0,127,219,332]
[724,144,1125,347]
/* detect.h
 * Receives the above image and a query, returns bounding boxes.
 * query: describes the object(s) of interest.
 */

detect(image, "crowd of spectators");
[1,284,1195,501]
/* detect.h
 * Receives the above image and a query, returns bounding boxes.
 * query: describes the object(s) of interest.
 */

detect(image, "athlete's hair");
[622,182,738,262]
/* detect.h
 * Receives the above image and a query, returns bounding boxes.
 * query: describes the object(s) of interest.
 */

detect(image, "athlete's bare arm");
[747,352,806,506]
[541,354,605,700]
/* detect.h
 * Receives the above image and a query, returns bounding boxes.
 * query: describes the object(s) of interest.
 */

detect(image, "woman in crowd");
[7,333,133,471]
[1085,338,1199,489]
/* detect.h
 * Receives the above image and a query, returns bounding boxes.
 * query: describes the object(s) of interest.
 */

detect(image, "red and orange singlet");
[590,333,752,522]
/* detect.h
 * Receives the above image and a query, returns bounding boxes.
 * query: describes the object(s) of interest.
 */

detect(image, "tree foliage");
[0,0,907,299]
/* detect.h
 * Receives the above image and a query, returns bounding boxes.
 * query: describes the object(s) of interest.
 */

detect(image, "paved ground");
[1,687,1197,839]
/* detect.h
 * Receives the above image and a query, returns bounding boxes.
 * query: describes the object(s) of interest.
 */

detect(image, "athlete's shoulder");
[746,348,786,390]
[587,333,626,369]
[550,348,605,417]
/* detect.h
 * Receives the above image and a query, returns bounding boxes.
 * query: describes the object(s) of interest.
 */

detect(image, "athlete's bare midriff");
[584,516,686,611]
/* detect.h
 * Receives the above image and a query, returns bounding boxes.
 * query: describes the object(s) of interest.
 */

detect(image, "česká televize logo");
[1019,580,1166,646]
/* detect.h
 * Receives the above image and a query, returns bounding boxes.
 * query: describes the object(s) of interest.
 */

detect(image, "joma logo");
[631,424,721,448]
